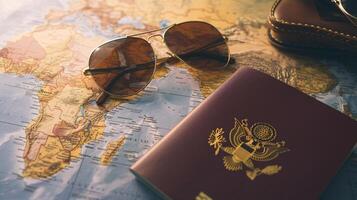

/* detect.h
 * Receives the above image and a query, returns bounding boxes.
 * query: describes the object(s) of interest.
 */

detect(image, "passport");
[130,67,357,200]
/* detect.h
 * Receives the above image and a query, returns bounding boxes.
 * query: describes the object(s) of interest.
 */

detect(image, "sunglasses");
[332,0,357,26]
[83,21,234,105]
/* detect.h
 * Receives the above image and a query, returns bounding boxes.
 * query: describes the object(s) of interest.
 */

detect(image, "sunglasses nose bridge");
[147,34,164,43]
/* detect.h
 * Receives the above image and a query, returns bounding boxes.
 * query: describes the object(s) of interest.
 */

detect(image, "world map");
[0,0,356,199]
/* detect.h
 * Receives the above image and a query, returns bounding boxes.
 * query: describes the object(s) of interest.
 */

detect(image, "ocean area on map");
[0,72,42,198]
[314,62,357,119]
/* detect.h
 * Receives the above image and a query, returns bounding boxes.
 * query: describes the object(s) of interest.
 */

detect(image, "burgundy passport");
[130,67,357,200]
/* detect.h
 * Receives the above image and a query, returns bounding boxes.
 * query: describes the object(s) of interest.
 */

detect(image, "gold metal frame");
[83,21,231,105]
[332,0,357,26]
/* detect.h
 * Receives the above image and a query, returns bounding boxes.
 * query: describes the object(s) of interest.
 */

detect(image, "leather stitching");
[268,19,354,45]
[270,0,357,40]
[269,27,327,49]
[268,20,353,49]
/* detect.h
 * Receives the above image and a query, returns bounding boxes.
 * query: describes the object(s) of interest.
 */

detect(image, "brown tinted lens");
[89,37,155,96]
[164,21,229,69]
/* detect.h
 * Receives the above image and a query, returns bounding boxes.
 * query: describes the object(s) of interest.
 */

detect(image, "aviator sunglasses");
[83,21,234,105]
[332,0,357,26]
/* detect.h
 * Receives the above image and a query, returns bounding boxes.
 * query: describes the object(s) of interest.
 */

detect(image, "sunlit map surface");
[0,0,356,199]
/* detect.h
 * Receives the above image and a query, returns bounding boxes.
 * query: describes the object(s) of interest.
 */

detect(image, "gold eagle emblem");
[208,117,289,180]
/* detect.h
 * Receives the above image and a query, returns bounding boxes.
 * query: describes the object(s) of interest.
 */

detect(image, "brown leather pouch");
[268,0,357,54]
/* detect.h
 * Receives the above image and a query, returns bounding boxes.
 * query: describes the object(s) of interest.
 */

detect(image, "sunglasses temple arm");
[156,56,181,66]
[332,0,357,25]
[94,64,157,105]
[176,39,236,64]
[83,62,156,75]
[96,91,109,105]
[84,55,180,76]
[180,52,235,64]
[95,56,181,104]
[341,10,357,26]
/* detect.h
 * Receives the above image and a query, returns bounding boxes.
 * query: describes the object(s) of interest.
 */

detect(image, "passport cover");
[130,67,357,200]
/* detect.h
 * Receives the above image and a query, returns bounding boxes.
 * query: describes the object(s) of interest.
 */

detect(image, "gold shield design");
[208,117,290,180]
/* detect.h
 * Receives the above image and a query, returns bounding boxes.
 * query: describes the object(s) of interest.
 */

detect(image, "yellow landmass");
[153,65,170,79]
[185,65,237,98]
[100,136,126,166]
[296,67,336,94]
[0,57,39,74]
[23,103,107,178]
[50,85,92,124]
[230,52,335,95]
[23,136,68,178]
[186,51,335,99]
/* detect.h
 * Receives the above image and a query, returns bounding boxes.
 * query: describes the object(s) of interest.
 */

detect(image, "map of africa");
[0,0,356,199]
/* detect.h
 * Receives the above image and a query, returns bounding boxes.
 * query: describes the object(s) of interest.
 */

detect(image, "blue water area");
[0,72,42,199]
